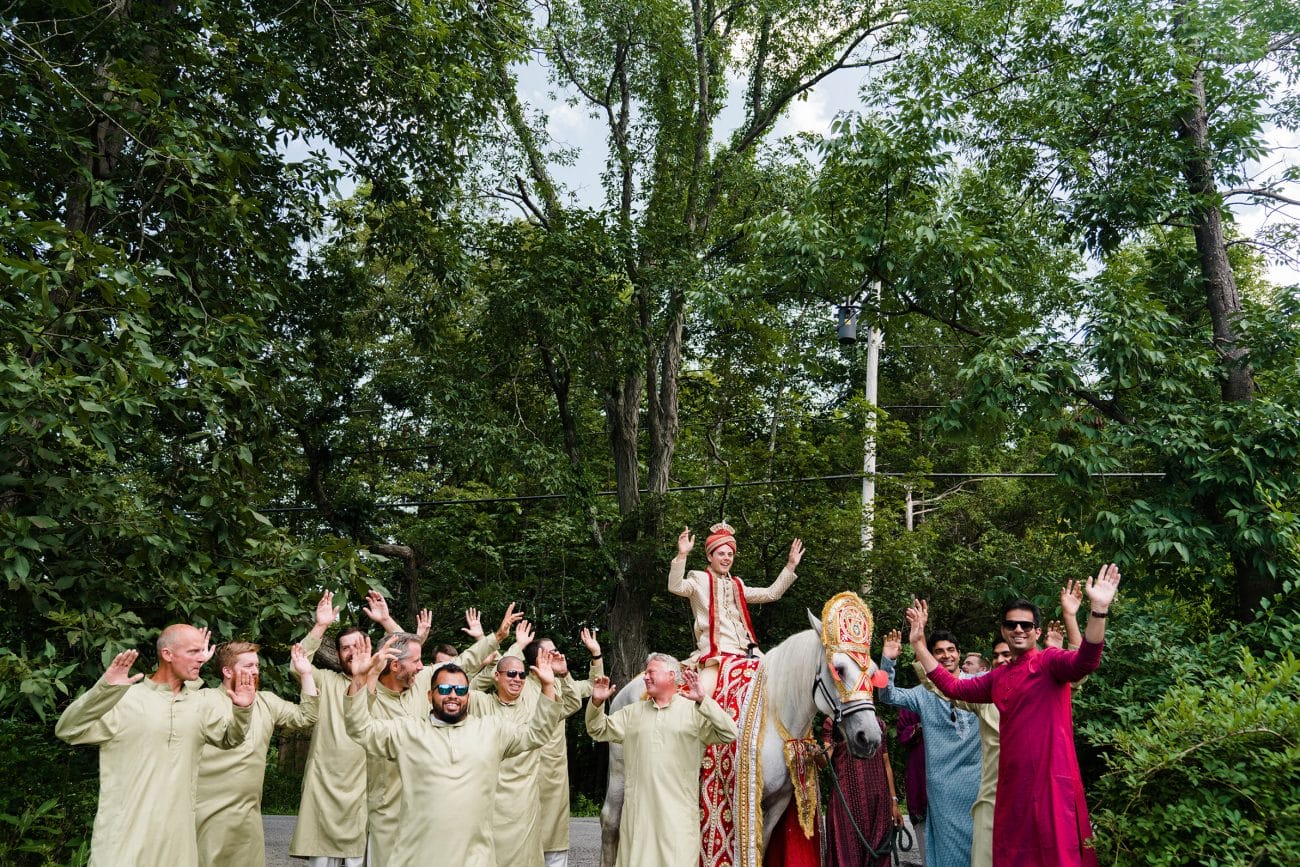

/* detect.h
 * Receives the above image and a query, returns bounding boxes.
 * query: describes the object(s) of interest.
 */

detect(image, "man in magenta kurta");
[905,563,1121,867]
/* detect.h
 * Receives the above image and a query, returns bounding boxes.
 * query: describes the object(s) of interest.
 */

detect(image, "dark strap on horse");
[820,744,914,865]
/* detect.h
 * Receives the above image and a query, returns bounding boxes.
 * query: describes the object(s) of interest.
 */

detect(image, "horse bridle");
[814,657,877,725]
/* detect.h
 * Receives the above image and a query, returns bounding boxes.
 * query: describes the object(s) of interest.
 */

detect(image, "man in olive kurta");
[55,624,255,867]
[360,595,517,866]
[195,641,320,867]
[585,653,738,867]
[344,638,567,867]
[533,628,603,867]
[291,592,371,866]
[473,654,551,867]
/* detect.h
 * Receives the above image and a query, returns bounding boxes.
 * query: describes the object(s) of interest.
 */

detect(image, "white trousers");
[305,857,365,867]
[544,850,569,867]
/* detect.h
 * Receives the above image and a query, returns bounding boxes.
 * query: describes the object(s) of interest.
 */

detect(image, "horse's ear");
[807,609,822,633]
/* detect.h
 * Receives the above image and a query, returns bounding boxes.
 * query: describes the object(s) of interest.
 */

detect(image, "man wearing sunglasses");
[474,654,570,867]
[907,563,1122,867]
[358,597,524,867]
[344,635,567,867]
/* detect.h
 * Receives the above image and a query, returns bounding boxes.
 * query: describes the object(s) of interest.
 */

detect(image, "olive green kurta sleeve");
[196,690,318,867]
[455,633,502,678]
[585,694,736,867]
[57,677,251,867]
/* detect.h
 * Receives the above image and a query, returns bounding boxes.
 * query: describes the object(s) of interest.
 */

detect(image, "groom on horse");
[668,522,804,702]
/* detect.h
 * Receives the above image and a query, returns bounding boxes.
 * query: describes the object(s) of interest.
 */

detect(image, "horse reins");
[820,745,914,865]
[813,675,913,864]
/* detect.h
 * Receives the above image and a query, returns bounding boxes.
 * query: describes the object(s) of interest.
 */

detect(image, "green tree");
[1,0,509,712]
[890,0,1300,615]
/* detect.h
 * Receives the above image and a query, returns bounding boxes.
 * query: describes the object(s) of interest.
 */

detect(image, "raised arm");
[1046,564,1118,682]
[54,650,140,745]
[584,675,625,744]
[741,538,802,604]
[875,630,923,711]
[1083,563,1119,645]
[362,590,403,634]
[205,670,256,749]
[913,660,993,715]
[343,685,401,761]
[290,643,319,699]
[1060,579,1084,650]
[301,591,339,661]
[668,527,696,598]
[500,670,565,758]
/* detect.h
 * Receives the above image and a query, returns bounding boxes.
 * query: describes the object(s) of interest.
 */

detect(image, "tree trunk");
[1175,61,1277,615]
[1175,64,1255,403]
[369,543,421,627]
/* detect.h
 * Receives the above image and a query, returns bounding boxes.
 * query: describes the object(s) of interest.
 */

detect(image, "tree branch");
[896,292,1135,425]
[1222,187,1300,208]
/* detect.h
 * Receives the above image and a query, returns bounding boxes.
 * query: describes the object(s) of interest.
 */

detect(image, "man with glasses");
[907,564,1121,867]
[879,628,982,867]
[344,639,566,867]
[357,596,521,866]
[473,654,559,867]
[585,653,738,867]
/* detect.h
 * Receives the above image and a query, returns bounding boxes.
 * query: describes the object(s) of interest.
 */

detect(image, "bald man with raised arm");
[56,624,255,867]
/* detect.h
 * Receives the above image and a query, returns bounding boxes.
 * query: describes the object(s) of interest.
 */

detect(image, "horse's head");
[809,596,887,759]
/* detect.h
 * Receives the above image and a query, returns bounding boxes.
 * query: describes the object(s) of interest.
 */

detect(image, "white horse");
[599,609,884,867]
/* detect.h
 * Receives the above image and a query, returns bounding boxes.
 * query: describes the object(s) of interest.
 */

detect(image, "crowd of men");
[55,589,737,867]
[55,535,1119,867]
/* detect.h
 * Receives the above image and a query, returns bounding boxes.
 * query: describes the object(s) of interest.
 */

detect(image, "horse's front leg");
[759,727,793,850]
[600,741,625,867]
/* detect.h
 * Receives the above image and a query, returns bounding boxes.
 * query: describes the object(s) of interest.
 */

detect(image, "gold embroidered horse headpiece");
[821,591,889,701]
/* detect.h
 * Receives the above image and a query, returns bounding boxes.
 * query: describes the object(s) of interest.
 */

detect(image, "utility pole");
[838,282,883,595]
[861,282,882,582]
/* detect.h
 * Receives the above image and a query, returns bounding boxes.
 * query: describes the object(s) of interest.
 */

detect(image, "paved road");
[264,815,602,867]
[264,814,921,865]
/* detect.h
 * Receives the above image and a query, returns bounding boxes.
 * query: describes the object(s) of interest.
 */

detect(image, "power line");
[260,471,1164,514]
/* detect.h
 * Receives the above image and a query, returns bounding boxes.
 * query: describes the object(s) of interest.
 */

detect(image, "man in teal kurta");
[878,628,982,867]
[56,624,255,867]
[585,653,738,867]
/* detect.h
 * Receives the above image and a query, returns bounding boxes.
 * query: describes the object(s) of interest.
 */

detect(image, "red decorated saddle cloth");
[699,654,761,867]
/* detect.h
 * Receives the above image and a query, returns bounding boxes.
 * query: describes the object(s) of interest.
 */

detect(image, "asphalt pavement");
[263,814,921,865]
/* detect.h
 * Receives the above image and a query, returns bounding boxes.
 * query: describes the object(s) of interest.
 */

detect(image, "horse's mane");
[761,628,822,727]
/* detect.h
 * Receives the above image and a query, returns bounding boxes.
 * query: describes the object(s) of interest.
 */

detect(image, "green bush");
[1078,591,1300,865]
[0,720,94,866]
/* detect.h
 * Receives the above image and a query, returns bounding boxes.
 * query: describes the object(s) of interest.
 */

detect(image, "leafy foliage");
[1077,591,1300,865]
